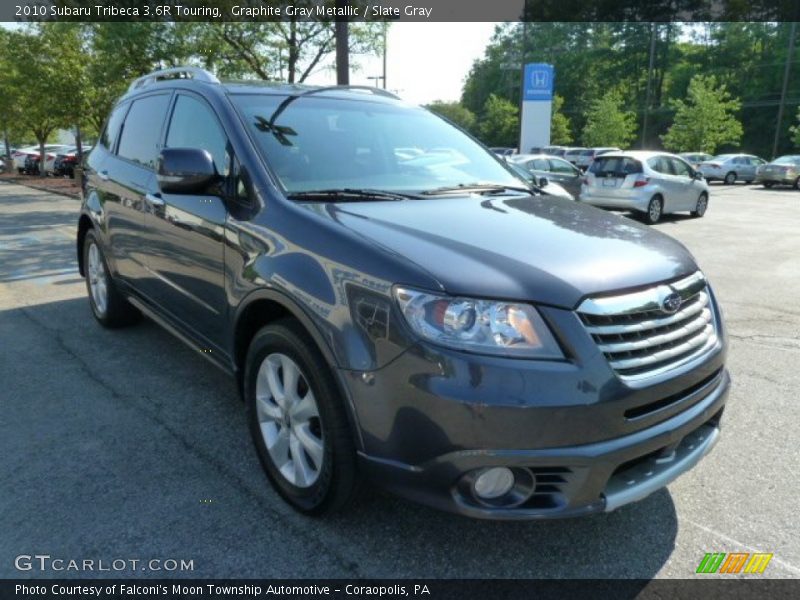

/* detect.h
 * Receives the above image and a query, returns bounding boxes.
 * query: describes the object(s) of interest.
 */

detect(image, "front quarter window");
[232,93,520,195]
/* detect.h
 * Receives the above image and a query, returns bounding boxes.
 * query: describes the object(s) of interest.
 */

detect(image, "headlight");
[393,287,564,358]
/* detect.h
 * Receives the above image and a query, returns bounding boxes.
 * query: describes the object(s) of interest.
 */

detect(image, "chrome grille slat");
[584,294,708,335]
[596,309,712,353]
[608,326,714,370]
[577,272,718,380]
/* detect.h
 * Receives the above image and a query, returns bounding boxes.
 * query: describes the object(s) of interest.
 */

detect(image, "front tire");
[83,230,140,328]
[724,171,737,185]
[645,195,663,224]
[762,182,774,189]
[794,177,800,190]
[245,319,359,515]
[691,193,708,218]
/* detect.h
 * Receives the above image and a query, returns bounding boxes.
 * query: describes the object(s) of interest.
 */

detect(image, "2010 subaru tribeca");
[77,67,729,519]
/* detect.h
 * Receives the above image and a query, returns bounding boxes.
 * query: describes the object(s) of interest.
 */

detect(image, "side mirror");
[693,170,704,180]
[157,147,218,194]
[538,176,549,188]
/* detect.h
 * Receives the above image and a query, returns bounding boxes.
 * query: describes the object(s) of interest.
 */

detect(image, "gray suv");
[77,67,729,519]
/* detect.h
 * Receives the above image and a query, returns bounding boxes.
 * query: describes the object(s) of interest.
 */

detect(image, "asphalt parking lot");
[1,180,798,579]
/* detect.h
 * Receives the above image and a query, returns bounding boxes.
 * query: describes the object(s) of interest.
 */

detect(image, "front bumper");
[346,301,729,519]
[358,368,728,519]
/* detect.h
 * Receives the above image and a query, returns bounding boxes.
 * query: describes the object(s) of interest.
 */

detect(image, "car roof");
[512,153,568,162]
[592,150,675,159]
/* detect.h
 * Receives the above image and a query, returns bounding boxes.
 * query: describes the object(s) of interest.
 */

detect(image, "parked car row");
[11,144,91,178]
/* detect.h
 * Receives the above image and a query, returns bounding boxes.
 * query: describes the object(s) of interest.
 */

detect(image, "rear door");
[139,92,229,348]
[647,156,682,211]
[547,157,582,198]
[667,156,698,210]
[99,93,172,284]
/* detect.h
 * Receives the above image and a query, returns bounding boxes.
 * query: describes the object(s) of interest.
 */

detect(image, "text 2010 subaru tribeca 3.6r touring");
[77,67,729,519]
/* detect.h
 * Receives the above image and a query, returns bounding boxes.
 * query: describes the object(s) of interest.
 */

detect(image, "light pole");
[335,0,349,85]
[382,22,388,89]
[773,21,797,159]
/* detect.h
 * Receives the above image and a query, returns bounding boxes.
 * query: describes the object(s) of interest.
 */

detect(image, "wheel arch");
[232,288,364,451]
[76,214,94,277]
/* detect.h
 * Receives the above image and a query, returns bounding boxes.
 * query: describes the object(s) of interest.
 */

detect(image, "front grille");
[577,272,718,380]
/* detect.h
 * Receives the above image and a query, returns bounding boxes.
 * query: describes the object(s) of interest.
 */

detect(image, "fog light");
[473,467,515,499]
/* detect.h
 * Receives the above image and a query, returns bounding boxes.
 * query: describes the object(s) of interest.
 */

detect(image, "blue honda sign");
[523,63,554,101]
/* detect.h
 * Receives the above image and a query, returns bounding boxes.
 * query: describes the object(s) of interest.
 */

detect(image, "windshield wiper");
[420,183,533,196]
[286,188,421,202]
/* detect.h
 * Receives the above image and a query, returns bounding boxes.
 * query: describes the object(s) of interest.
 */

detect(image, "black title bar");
[4,0,800,22]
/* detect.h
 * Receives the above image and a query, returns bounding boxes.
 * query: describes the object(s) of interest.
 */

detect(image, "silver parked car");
[697,154,766,184]
[679,152,713,168]
[755,155,800,189]
[563,147,587,165]
[575,147,621,170]
[579,151,710,224]
[510,153,583,199]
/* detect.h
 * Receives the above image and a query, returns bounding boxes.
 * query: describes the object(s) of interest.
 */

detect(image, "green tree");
[662,75,742,153]
[550,94,572,144]
[6,29,76,175]
[581,90,638,148]
[479,94,519,147]
[425,101,477,133]
[0,31,30,159]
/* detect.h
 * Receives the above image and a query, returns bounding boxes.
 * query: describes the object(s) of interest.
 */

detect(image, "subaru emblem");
[662,292,682,314]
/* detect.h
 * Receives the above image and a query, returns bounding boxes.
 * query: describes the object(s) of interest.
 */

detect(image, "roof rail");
[127,66,220,92]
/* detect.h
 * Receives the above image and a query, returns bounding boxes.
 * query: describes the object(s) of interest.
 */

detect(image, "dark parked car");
[509,153,583,199]
[53,146,92,178]
[78,67,729,519]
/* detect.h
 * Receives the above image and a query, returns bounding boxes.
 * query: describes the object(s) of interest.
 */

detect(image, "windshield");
[773,155,800,165]
[232,93,520,195]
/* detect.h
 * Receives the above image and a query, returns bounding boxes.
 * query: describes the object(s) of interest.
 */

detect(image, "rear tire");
[762,182,774,189]
[794,177,800,190]
[691,193,708,218]
[724,172,737,185]
[83,230,140,328]
[644,196,663,224]
[245,319,360,516]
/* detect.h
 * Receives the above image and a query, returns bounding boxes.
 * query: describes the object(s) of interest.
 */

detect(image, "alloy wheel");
[87,242,108,316]
[255,353,324,488]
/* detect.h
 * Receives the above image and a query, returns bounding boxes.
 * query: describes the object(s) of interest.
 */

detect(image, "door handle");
[97,170,109,181]
[145,193,165,207]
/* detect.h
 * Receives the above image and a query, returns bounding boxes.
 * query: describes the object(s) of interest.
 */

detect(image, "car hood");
[312,194,698,308]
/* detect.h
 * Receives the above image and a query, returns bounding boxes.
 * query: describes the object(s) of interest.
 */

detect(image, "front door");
[140,93,230,349]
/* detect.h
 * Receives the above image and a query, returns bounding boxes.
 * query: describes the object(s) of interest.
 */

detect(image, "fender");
[232,286,340,371]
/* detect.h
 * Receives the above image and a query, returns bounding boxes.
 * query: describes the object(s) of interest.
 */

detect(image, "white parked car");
[12,146,39,172]
[579,151,710,224]
[697,153,766,184]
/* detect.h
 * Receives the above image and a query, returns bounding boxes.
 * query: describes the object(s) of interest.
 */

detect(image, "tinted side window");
[99,103,128,151]
[117,94,171,170]
[549,158,576,174]
[531,158,549,171]
[670,157,692,177]
[648,157,674,175]
[166,95,229,175]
